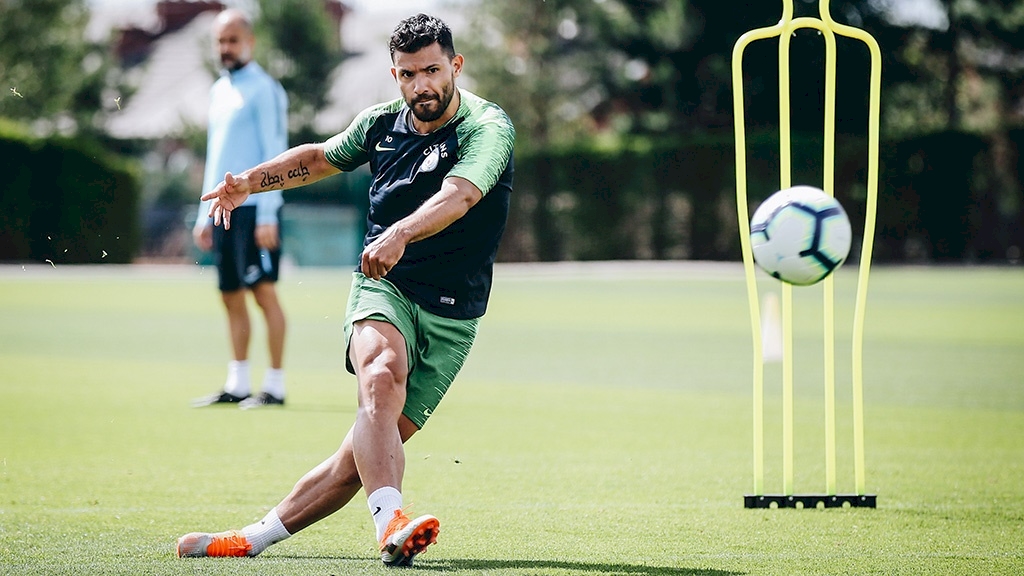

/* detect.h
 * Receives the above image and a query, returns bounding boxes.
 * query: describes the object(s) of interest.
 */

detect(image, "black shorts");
[212,206,282,292]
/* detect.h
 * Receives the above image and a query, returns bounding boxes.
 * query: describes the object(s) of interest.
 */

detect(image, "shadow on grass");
[419,559,743,574]
[287,557,745,575]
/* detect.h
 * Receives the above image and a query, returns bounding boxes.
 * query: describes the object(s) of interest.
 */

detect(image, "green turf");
[1,263,1022,575]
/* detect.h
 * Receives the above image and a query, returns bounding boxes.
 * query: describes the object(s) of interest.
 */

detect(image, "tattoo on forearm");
[258,160,310,190]
[260,171,284,189]
[287,160,311,182]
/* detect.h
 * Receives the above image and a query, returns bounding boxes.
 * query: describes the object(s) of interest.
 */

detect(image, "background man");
[192,9,289,410]
[176,13,515,566]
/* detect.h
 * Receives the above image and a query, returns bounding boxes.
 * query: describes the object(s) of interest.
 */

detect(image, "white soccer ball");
[749,185,852,286]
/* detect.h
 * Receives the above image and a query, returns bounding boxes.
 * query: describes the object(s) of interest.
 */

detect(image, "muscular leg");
[177,317,420,556]
[221,289,250,361]
[251,282,286,370]
[275,415,419,534]
[347,320,410,496]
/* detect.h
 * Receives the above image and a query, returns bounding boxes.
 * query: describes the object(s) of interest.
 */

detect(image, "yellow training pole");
[778,14,795,496]
[780,11,840,498]
[736,0,879,507]
[732,0,793,498]
[819,12,839,498]
[819,0,881,496]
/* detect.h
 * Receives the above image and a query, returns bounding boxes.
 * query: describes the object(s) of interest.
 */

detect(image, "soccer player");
[175,13,515,566]
[191,9,290,410]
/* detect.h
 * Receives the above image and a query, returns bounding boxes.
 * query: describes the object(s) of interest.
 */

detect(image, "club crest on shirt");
[420,142,448,173]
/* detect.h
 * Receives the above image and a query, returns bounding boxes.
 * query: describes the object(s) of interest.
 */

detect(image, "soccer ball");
[749,185,852,286]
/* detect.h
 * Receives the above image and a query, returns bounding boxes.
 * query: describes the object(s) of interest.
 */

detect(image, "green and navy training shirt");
[323,89,515,319]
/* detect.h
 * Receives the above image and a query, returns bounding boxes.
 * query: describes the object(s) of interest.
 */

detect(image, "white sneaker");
[238,391,284,410]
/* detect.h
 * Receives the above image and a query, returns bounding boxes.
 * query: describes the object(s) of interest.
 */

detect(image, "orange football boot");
[379,510,439,566]
[176,530,252,558]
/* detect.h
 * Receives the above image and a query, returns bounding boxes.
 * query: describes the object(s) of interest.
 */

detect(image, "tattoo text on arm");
[258,160,310,191]
[287,160,311,182]
[259,170,284,189]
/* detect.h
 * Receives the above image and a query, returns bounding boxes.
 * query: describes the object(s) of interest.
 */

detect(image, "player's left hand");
[361,228,407,281]
[202,172,251,229]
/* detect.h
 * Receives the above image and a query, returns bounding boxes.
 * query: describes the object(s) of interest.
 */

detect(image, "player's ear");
[451,54,464,78]
[390,66,398,81]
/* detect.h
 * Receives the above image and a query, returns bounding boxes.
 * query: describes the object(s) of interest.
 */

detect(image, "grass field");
[1,262,1022,575]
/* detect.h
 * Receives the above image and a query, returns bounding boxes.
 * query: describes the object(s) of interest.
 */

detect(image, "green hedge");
[0,122,140,264]
[3,123,1017,266]
[505,130,1022,264]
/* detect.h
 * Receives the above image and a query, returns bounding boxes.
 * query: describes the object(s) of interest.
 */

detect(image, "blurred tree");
[466,0,1024,138]
[870,0,1023,136]
[464,0,897,144]
[464,0,1022,263]
[0,0,115,136]
[463,1,598,151]
[876,0,1024,261]
[255,0,343,143]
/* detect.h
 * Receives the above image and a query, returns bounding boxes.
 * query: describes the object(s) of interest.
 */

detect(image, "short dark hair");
[389,13,456,61]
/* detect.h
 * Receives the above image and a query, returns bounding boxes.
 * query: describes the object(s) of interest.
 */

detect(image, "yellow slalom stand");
[733,0,880,508]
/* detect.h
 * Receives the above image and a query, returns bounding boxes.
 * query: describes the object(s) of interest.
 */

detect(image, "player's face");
[392,43,463,126]
[214,20,253,71]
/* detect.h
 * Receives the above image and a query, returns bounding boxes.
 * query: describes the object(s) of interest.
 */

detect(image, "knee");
[361,357,406,396]
[221,290,247,311]
[358,357,407,416]
[251,283,280,310]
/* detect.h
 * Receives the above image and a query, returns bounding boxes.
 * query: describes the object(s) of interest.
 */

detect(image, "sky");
[875,0,946,29]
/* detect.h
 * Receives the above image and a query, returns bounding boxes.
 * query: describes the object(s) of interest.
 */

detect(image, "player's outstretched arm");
[201,143,340,229]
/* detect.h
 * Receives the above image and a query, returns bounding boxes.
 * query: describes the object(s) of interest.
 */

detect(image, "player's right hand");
[360,225,407,281]
[202,172,251,230]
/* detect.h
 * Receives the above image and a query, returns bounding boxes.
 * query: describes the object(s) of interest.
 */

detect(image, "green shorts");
[343,273,479,429]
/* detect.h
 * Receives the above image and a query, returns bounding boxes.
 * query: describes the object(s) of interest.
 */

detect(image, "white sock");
[368,486,403,541]
[261,368,285,399]
[241,507,291,556]
[223,360,250,397]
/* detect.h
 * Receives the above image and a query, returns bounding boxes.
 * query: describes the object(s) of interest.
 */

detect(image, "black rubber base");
[744,494,877,508]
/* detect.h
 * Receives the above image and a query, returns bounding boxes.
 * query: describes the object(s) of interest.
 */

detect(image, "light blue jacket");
[197,61,288,227]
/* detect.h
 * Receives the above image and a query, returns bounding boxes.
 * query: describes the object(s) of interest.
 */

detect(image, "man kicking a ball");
[175,12,514,566]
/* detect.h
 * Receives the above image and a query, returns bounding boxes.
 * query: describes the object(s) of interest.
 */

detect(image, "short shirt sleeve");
[324,100,399,171]
[448,104,515,196]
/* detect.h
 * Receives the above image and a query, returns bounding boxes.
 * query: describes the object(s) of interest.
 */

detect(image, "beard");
[409,79,455,123]
[221,54,244,71]
[220,47,251,72]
